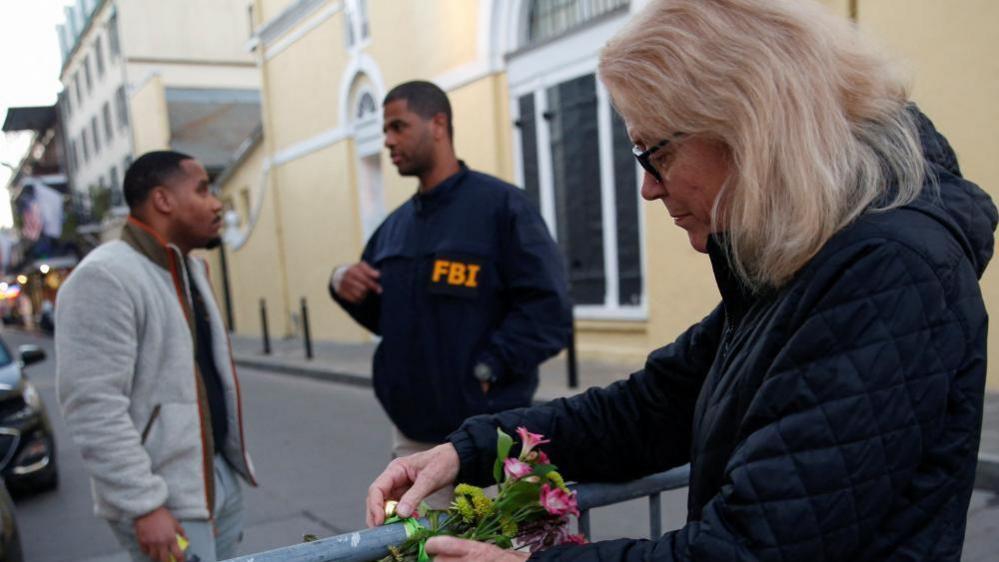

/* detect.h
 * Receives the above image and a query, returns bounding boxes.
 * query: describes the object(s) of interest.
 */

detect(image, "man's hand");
[425,536,529,562]
[134,506,185,562]
[332,262,382,304]
[366,443,461,527]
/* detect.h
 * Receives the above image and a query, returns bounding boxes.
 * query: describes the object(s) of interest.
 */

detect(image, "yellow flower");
[472,493,494,519]
[546,471,569,492]
[453,496,476,523]
[454,483,494,520]
[454,483,483,497]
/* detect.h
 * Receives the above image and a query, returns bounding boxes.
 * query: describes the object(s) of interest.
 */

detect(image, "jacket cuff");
[447,417,498,487]
[115,476,170,521]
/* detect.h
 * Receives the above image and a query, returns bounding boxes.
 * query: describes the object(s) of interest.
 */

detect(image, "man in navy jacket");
[329,81,571,481]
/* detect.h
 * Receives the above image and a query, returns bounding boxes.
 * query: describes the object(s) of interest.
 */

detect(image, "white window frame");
[351,83,385,243]
[343,0,372,51]
[507,10,647,321]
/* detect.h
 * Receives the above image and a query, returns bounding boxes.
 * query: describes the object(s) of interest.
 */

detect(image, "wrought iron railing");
[226,464,691,562]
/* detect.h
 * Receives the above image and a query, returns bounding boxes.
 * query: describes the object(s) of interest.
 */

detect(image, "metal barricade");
[226,464,691,562]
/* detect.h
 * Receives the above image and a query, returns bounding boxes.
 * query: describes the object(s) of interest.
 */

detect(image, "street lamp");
[40,264,50,275]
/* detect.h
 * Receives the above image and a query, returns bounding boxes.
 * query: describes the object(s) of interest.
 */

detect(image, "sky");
[0,1,69,228]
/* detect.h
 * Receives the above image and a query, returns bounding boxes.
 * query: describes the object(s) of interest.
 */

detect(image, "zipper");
[140,404,162,445]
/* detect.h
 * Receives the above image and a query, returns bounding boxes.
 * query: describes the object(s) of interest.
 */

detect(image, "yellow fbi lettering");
[432,259,481,288]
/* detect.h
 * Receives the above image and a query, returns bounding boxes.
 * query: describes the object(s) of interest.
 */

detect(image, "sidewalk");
[228,333,631,402]
[229,333,999,487]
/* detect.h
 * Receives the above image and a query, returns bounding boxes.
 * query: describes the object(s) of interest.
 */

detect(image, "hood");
[906,108,998,279]
[0,362,24,395]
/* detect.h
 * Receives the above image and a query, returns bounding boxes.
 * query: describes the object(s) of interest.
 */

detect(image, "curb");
[233,355,373,389]
[232,355,574,405]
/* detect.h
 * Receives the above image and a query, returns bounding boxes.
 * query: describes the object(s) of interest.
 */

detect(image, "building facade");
[213,0,999,390]
[56,0,262,227]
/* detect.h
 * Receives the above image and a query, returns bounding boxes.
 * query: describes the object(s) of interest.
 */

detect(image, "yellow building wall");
[817,0,852,17]
[244,0,999,387]
[270,143,370,341]
[256,0,297,26]
[202,141,293,338]
[856,0,999,390]
[366,0,479,83]
[251,0,493,344]
[129,75,171,154]
[263,14,348,153]
[448,74,516,183]
[119,0,255,64]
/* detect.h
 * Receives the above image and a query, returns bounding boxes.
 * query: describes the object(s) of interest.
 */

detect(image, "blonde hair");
[599,0,926,288]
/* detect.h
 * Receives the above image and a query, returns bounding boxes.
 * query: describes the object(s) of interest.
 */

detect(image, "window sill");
[573,306,648,324]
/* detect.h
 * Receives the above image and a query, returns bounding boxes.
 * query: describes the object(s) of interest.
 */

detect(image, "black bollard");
[300,297,313,360]
[259,298,271,355]
[567,321,578,388]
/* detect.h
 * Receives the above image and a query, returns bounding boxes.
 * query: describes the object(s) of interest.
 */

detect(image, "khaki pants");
[391,426,454,509]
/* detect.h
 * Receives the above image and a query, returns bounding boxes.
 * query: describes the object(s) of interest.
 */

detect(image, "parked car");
[0,479,22,562]
[0,338,57,494]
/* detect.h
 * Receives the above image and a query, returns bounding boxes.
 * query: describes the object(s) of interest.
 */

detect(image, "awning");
[165,88,262,173]
[29,255,78,271]
[2,106,56,133]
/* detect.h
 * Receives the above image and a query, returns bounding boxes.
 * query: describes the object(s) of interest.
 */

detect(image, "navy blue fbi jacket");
[332,165,572,443]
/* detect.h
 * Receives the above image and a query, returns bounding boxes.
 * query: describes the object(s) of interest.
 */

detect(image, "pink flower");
[540,483,579,517]
[536,450,551,465]
[516,426,550,459]
[561,534,587,545]
[504,458,533,480]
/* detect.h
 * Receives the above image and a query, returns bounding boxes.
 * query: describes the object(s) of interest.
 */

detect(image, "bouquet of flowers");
[379,427,586,562]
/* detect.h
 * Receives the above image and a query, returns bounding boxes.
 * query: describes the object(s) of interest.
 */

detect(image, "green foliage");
[493,428,514,483]
[89,185,112,223]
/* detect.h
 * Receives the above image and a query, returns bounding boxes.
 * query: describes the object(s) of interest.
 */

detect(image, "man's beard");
[204,236,223,250]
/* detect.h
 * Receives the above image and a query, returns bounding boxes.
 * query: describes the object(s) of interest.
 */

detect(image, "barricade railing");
[226,464,691,562]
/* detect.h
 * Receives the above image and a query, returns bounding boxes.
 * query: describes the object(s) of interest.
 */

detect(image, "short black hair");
[383,80,453,140]
[123,150,194,210]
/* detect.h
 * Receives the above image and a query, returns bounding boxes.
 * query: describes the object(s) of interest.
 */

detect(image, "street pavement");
[4,328,998,561]
[2,329,688,562]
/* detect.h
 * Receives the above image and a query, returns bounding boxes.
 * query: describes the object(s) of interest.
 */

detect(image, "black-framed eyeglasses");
[632,135,682,183]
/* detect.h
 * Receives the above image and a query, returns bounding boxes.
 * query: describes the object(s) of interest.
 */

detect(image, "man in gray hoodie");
[56,151,256,562]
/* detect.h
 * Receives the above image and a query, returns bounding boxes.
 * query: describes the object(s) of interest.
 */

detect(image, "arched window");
[526,0,629,46]
[355,91,377,121]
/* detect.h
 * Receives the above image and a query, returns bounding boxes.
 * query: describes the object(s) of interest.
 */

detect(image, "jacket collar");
[121,216,178,271]
[412,162,469,212]
[707,234,758,322]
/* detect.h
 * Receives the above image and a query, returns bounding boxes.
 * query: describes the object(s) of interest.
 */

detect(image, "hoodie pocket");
[140,404,162,445]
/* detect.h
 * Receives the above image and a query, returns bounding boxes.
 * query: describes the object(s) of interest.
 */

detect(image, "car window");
[0,341,12,366]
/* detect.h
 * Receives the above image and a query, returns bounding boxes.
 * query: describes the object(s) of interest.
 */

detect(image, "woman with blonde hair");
[364,0,997,559]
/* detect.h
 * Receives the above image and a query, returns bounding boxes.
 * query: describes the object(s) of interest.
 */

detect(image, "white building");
[56,0,262,221]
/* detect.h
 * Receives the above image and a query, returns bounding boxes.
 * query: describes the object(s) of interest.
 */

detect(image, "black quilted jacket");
[448,112,998,561]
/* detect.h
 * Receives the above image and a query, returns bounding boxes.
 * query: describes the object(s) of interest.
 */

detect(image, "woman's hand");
[425,536,530,562]
[365,443,461,526]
